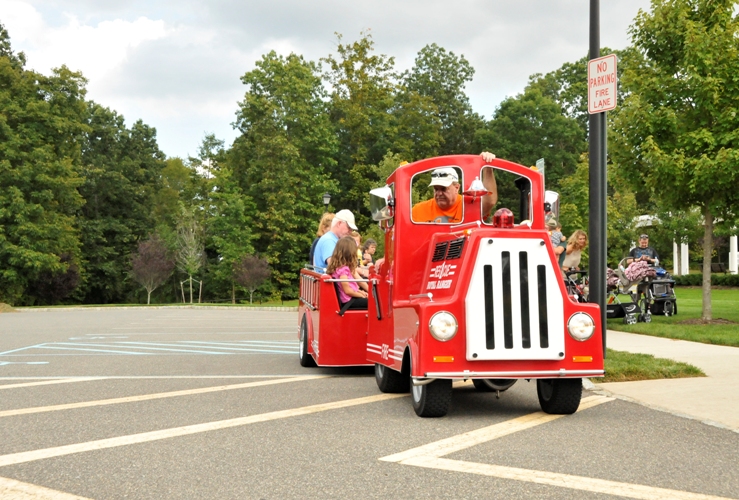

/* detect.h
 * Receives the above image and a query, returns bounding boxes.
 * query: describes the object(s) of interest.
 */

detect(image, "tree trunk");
[232,283,235,305]
[702,206,713,322]
[189,276,193,304]
[250,291,253,304]
[147,290,151,305]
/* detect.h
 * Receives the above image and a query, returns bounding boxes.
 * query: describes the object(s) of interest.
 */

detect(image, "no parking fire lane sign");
[588,54,617,114]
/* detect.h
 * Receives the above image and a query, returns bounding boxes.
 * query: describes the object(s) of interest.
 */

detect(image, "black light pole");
[322,192,331,211]
[589,0,608,353]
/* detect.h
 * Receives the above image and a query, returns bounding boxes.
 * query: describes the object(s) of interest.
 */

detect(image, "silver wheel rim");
[412,384,422,402]
[299,321,305,358]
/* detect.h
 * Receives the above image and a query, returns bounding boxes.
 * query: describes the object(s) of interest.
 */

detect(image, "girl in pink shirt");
[326,237,369,310]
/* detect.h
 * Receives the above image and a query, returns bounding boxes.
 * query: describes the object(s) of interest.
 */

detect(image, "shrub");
[673,273,739,287]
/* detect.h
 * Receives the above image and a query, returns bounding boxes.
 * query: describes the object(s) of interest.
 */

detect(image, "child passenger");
[326,236,369,310]
[547,218,565,248]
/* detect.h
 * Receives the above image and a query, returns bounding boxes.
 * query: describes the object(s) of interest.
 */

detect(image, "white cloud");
[1,0,652,158]
[1,1,171,83]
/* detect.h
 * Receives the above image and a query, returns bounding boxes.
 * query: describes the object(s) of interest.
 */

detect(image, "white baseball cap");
[334,209,357,230]
[429,167,459,187]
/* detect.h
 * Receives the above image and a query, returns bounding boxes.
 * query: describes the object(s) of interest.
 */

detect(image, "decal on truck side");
[427,262,457,290]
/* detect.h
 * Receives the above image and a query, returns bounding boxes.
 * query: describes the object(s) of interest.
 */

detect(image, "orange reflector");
[573,356,593,363]
[433,356,454,363]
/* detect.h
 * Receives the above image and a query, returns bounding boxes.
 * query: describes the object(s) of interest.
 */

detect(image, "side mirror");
[370,186,394,221]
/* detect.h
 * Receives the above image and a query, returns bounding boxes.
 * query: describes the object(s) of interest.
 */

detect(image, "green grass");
[595,348,705,383]
[607,287,739,347]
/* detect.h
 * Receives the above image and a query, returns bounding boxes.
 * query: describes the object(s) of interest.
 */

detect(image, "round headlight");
[429,311,458,342]
[567,312,595,341]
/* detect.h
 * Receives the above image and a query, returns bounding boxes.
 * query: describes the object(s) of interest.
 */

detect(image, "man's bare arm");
[480,152,498,218]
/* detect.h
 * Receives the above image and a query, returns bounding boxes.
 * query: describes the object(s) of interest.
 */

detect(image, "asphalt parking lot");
[1,308,737,499]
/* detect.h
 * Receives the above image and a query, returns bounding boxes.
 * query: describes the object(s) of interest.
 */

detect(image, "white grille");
[465,237,565,361]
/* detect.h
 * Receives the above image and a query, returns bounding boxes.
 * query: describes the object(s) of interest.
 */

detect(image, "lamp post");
[322,192,331,211]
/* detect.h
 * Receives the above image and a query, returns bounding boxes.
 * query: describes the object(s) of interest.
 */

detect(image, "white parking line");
[0,376,329,418]
[381,395,732,500]
[0,393,406,468]
[0,476,92,499]
[0,378,103,390]
[403,457,731,500]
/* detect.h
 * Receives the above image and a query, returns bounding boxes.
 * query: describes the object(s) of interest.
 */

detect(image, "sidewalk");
[591,330,739,432]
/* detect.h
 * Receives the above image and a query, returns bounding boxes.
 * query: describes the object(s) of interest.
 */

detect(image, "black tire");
[664,301,674,316]
[411,379,452,417]
[298,314,316,368]
[472,379,517,392]
[375,363,409,393]
[537,378,582,414]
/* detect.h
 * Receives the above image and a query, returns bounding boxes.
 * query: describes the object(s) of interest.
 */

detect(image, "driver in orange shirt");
[412,152,498,223]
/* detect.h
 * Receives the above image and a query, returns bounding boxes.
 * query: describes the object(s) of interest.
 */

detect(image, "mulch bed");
[676,318,736,325]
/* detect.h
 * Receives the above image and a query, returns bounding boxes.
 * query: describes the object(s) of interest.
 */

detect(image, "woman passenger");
[309,213,334,268]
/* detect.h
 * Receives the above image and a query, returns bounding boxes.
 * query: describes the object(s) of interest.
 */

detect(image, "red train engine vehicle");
[298,155,604,417]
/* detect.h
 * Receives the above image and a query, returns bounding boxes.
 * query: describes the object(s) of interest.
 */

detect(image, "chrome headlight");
[567,312,595,341]
[428,311,458,342]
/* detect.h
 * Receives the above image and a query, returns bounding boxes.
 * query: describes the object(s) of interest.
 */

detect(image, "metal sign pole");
[589,0,607,354]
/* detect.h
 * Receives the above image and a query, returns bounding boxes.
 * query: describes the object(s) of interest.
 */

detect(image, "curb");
[14,306,299,313]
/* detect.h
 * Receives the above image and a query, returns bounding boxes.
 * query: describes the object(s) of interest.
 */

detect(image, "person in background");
[351,230,363,266]
[562,230,588,272]
[313,209,356,273]
[547,218,565,248]
[362,239,377,266]
[326,236,369,310]
[309,212,334,267]
[627,234,659,265]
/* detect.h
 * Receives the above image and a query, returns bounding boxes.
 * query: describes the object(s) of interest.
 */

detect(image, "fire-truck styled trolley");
[298,155,604,417]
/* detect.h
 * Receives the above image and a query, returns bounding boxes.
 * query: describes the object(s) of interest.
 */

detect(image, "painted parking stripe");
[381,395,733,500]
[404,456,732,500]
[5,341,299,356]
[0,344,44,356]
[0,475,92,499]
[37,345,152,355]
[116,341,296,353]
[0,393,406,467]
[0,376,329,418]
[381,395,612,463]
[0,378,103,390]
[0,375,331,381]
[51,342,229,355]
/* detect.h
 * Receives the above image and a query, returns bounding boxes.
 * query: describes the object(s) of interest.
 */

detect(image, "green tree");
[558,155,639,267]
[76,103,166,303]
[402,43,483,156]
[475,86,585,191]
[175,205,205,303]
[612,0,739,320]
[196,135,256,302]
[322,32,397,226]
[231,51,337,297]
[0,25,87,304]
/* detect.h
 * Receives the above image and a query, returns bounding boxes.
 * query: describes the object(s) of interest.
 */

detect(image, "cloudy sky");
[1,0,651,159]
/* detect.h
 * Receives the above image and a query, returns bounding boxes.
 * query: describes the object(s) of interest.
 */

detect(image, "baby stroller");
[605,258,654,324]
[564,270,589,303]
[639,268,678,316]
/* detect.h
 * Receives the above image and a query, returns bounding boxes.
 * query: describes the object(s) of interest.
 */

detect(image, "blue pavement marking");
[0,340,300,357]
[0,345,44,356]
